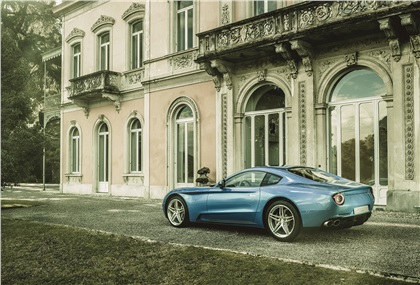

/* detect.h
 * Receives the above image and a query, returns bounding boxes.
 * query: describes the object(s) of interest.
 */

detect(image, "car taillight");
[333,193,345,205]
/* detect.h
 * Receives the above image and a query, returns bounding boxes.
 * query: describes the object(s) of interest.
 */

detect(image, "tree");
[1,1,61,184]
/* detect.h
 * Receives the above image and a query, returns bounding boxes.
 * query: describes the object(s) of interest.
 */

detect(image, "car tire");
[166,195,189,227]
[265,200,301,242]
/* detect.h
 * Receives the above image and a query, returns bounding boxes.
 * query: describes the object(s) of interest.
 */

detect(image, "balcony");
[68,70,122,116]
[196,1,420,82]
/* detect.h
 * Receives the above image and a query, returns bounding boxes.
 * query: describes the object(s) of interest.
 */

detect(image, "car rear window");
[261,173,283,186]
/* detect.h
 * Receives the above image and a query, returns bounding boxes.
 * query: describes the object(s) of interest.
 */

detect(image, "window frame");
[167,97,201,189]
[71,42,81,78]
[129,118,143,173]
[70,127,81,174]
[326,68,388,205]
[130,20,144,70]
[99,32,111,71]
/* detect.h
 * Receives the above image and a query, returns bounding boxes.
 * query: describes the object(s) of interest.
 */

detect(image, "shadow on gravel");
[186,222,360,243]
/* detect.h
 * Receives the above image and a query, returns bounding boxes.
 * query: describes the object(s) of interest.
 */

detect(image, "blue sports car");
[162,166,374,242]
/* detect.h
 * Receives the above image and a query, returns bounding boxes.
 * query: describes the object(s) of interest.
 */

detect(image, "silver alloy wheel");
[267,204,295,238]
[167,197,186,226]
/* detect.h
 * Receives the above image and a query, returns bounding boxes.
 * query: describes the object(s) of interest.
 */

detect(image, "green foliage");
[1,0,61,183]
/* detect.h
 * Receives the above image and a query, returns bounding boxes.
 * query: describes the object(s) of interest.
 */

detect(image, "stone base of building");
[387,190,420,213]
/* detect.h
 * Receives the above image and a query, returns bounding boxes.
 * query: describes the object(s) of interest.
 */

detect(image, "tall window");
[176,1,193,51]
[130,119,142,172]
[328,68,387,203]
[98,123,109,184]
[131,21,143,69]
[244,85,286,168]
[99,32,110,70]
[254,0,277,16]
[70,128,80,173]
[175,105,194,186]
[72,43,81,78]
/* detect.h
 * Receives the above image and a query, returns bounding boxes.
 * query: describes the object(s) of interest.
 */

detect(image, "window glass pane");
[262,173,282,186]
[244,116,252,168]
[187,122,194,183]
[177,12,185,51]
[268,113,279,166]
[268,0,277,11]
[379,101,388,186]
[131,131,137,172]
[177,106,193,119]
[329,106,338,175]
[100,123,108,132]
[226,171,266,187]
[341,105,355,181]
[99,134,105,181]
[359,103,374,185]
[177,124,185,183]
[132,21,142,33]
[254,0,264,15]
[331,69,386,102]
[254,115,265,166]
[72,138,77,172]
[178,1,193,9]
[187,8,193,49]
[101,33,110,44]
[246,85,285,112]
[131,34,138,69]
[138,130,142,171]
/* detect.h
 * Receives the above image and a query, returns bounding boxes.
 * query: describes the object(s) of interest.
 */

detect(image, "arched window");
[175,105,195,185]
[244,85,286,168]
[328,68,388,200]
[98,122,109,192]
[130,119,142,172]
[70,127,80,173]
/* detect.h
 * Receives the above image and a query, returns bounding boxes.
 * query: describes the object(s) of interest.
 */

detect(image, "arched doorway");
[328,68,388,205]
[244,84,286,168]
[98,122,109,193]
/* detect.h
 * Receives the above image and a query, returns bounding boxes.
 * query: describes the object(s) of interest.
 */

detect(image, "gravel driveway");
[2,188,420,282]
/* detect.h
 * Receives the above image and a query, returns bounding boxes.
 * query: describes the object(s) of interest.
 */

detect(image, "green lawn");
[1,218,413,285]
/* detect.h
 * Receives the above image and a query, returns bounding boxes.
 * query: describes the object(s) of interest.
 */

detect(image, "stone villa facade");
[52,1,420,212]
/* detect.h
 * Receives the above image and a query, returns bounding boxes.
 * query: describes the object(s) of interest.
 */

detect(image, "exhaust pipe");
[323,220,334,227]
[333,219,341,227]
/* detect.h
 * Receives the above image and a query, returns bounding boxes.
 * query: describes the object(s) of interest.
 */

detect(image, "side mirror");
[217,179,226,188]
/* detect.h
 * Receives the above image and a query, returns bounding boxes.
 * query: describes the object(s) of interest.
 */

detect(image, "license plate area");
[353,205,369,215]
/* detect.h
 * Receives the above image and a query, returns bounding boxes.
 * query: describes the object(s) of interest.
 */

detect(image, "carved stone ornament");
[211,60,233,90]
[400,13,420,59]
[66,28,85,43]
[122,3,145,20]
[200,62,222,91]
[91,15,115,32]
[257,70,266,82]
[403,65,415,180]
[172,53,194,70]
[378,18,401,62]
[201,60,233,91]
[345,52,357,66]
[275,43,298,79]
[291,40,313,76]
[221,4,230,26]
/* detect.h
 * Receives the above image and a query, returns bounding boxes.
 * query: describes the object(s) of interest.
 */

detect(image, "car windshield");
[288,168,337,183]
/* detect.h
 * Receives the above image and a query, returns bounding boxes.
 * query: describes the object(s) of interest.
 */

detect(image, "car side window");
[261,173,283,186]
[225,171,266,188]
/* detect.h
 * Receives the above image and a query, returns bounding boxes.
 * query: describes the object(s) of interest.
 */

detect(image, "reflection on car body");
[163,166,375,242]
